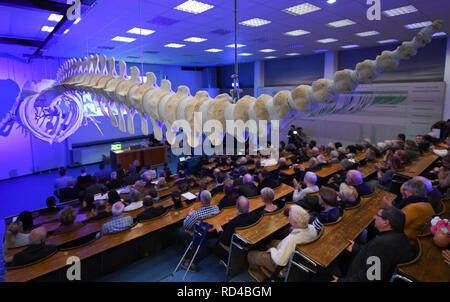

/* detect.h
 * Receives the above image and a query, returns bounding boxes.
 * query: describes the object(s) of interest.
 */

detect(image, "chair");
[434,200,446,216]
[322,214,344,226]
[389,174,411,198]
[390,238,423,282]
[6,249,58,270]
[59,233,99,251]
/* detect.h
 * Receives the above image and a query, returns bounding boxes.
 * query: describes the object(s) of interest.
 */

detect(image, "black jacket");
[9,243,57,267]
[211,184,224,196]
[135,206,167,222]
[83,211,112,223]
[239,183,260,197]
[218,212,261,246]
[39,207,61,215]
[342,230,415,282]
[394,195,429,210]
[257,178,280,192]
[218,195,238,210]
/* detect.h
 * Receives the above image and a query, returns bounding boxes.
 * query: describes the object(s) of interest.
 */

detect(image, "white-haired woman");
[292,172,319,202]
[247,205,318,279]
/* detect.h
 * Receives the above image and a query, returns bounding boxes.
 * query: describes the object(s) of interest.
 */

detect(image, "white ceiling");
[1,0,449,66]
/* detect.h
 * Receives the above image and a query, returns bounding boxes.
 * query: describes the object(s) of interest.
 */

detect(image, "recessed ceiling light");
[377,39,399,44]
[184,37,207,42]
[286,53,301,56]
[238,53,253,56]
[240,18,271,27]
[111,36,136,43]
[41,26,55,32]
[327,0,336,3]
[64,29,70,34]
[356,31,380,37]
[317,38,338,43]
[259,49,276,53]
[264,56,277,59]
[313,49,328,53]
[383,5,418,17]
[74,18,81,24]
[48,14,63,22]
[127,27,155,36]
[226,43,246,48]
[164,43,186,48]
[283,3,321,16]
[174,0,214,14]
[404,21,432,30]
[327,19,355,28]
[284,29,310,36]
[341,45,359,49]
[433,32,447,37]
[205,48,223,52]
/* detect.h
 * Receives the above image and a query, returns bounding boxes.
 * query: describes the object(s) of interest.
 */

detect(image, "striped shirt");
[183,205,220,231]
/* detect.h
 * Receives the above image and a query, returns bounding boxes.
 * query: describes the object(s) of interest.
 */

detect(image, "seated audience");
[183,191,220,231]
[211,172,226,196]
[107,189,122,205]
[86,175,107,195]
[311,187,343,232]
[7,227,57,267]
[54,167,75,190]
[247,205,318,277]
[278,157,289,170]
[100,202,133,235]
[234,166,248,186]
[106,171,124,190]
[332,206,415,282]
[346,170,373,196]
[383,178,429,210]
[397,133,406,143]
[171,190,185,210]
[260,187,278,214]
[17,211,34,231]
[135,196,167,222]
[76,166,92,190]
[405,140,420,160]
[94,162,111,183]
[3,221,29,252]
[415,176,442,212]
[438,154,450,193]
[79,193,95,213]
[329,150,340,163]
[375,155,403,190]
[123,188,143,212]
[52,207,83,235]
[218,182,239,209]
[292,172,319,202]
[395,149,411,166]
[257,170,280,192]
[338,183,360,208]
[416,135,430,153]
[39,196,60,215]
[328,159,355,190]
[239,174,259,197]
[83,200,112,223]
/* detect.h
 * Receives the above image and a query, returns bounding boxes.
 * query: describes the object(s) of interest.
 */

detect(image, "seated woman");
[311,187,343,231]
[405,140,421,160]
[171,190,186,210]
[123,189,143,212]
[247,205,319,278]
[2,221,29,254]
[338,183,360,208]
[375,155,403,190]
[258,187,279,215]
[329,150,340,163]
[292,172,319,202]
[317,155,329,167]
[395,149,411,166]
[17,211,35,232]
[51,207,84,235]
[218,182,239,209]
[359,148,376,166]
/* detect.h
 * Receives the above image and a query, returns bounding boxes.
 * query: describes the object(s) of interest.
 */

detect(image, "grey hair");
[289,205,310,229]
[340,159,354,170]
[414,176,432,193]
[317,155,327,164]
[403,178,427,197]
[200,190,212,205]
[112,202,125,216]
[304,171,317,185]
[347,170,363,185]
[330,150,339,159]
[261,187,275,203]
[243,173,253,184]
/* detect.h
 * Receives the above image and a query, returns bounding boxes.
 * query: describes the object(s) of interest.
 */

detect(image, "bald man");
[239,173,259,197]
[8,227,57,267]
[346,170,373,196]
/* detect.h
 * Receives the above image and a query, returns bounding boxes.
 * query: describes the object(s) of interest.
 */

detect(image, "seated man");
[106,171,124,190]
[94,162,111,183]
[239,173,259,197]
[278,157,290,170]
[292,172,319,202]
[83,200,112,223]
[383,178,429,210]
[346,170,373,196]
[234,166,248,186]
[86,175,108,195]
[39,196,60,215]
[8,227,57,267]
[333,205,415,282]
[211,172,226,196]
[257,170,280,193]
[247,205,318,277]
[100,202,134,235]
[55,167,75,190]
[79,193,95,213]
[76,166,92,190]
[416,135,430,154]
[123,188,143,212]
[135,196,167,222]
[415,176,442,212]
[183,190,220,232]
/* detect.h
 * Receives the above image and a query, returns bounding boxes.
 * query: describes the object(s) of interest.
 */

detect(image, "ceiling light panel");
[284,29,310,36]
[327,19,355,28]
[377,39,399,44]
[356,31,380,37]
[48,14,63,22]
[240,18,271,27]
[317,38,338,43]
[127,27,155,35]
[111,36,136,42]
[205,48,223,52]
[259,49,276,53]
[184,37,207,42]
[282,3,321,16]
[383,5,418,17]
[164,43,186,48]
[174,1,214,14]
[226,44,246,48]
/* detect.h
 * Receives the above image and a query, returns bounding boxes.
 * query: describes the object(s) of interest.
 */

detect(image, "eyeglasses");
[375,213,386,219]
